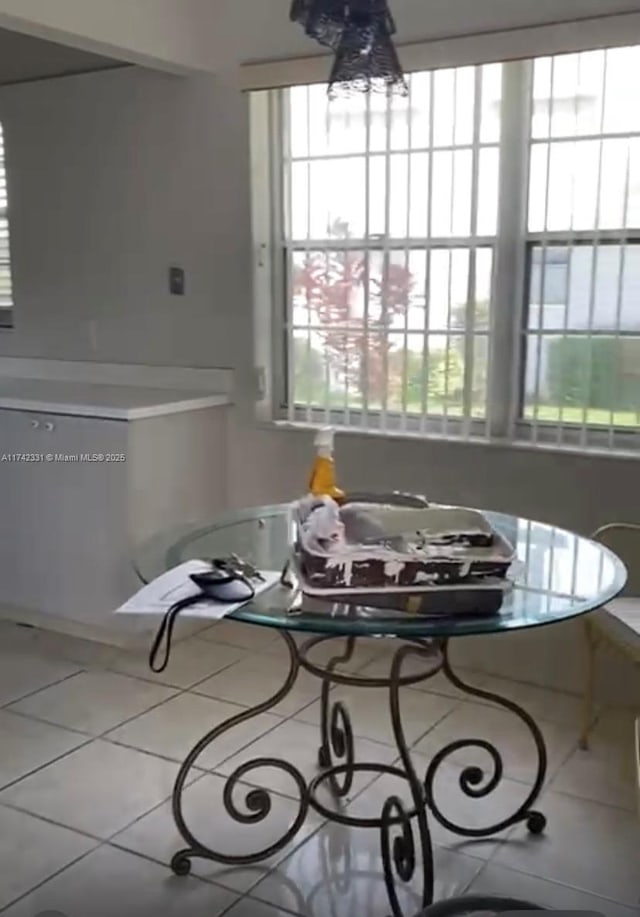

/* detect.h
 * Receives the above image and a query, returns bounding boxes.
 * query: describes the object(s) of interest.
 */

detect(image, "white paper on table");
[116,560,281,620]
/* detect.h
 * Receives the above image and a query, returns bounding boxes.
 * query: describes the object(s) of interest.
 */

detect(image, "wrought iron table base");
[169,631,548,917]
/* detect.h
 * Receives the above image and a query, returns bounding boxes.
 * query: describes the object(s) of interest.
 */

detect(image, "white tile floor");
[0,619,638,917]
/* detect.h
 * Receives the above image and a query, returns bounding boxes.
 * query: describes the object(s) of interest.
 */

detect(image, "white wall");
[0,68,250,371]
[0,0,217,72]
[204,0,640,68]
[3,0,640,74]
[0,50,638,699]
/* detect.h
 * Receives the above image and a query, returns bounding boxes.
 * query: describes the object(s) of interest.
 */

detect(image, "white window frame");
[250,53,640,454]
[0,122,13,329]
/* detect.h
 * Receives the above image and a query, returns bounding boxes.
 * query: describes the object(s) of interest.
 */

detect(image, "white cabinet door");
[0,410,129,622]
[0,410,43,607]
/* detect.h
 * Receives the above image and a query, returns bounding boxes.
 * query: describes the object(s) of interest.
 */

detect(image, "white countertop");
[0,378,231,420]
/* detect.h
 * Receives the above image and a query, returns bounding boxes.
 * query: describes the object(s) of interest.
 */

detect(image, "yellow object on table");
[308,427,345,502]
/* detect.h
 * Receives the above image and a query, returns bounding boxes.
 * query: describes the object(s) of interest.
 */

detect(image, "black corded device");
[149,560,256,673]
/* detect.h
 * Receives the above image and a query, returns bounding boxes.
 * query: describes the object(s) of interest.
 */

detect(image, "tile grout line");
[0,666,86,711]
[0,732,96,794]
[5,655,290,750]
[0,797,106,844]
[102,644,253,692]
[0,844,101,916]
[108,801,329,900]
[463,853,640,910]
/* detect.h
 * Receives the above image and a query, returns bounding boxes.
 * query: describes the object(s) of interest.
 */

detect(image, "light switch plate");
[169,266,185,296]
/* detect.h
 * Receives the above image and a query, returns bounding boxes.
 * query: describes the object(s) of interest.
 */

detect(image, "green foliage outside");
[546,336,640,413]
[292,256,640,428]
[393,348,465,404]
[293,337,326,405]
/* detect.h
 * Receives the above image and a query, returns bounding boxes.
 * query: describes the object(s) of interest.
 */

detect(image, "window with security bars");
[282,65,501,437]
[257,43,640,450]
[524,47,640,446]
[0,123,13,327]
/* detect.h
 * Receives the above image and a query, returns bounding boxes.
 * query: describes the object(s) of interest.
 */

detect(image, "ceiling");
[0,26,124,86]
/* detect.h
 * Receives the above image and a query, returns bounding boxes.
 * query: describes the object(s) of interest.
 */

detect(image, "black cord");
[149,593,205,673]
[148,574,256,674]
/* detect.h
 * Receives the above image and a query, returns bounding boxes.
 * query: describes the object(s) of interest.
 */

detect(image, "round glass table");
[134,505,626,917]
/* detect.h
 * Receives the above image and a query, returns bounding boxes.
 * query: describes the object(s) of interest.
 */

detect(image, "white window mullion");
[283,92,296,423]
[581,52,609,449]
[557,54,582,448]
[462,67,483,437]
[381,88,393,433]
[609,141,632,448]
[401,80,414,432]
[420,72,436,434]
[0,123,12,327]
[304,86,313,425]
[531,56,555,446]
[489,59,533,440]
[250,92,279,421]
[442,70,458,438]
[361,91,372,430]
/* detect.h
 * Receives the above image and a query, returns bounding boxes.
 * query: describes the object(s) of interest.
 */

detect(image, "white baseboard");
[0,602,211,650]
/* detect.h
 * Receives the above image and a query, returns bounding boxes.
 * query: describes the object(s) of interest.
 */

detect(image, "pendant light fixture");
[290,0,408,97]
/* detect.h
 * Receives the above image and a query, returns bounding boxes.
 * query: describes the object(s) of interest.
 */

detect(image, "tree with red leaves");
[292,225,414,406]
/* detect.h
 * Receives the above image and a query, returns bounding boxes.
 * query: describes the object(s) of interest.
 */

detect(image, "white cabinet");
[0,405,228,640]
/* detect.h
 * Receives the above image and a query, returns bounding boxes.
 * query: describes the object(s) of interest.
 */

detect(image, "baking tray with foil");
[289,493,516,618]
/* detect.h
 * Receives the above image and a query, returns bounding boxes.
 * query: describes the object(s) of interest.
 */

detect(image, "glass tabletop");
[133,505,627,639]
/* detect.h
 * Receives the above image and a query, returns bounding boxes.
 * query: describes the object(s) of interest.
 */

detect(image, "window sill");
[260,418,640,462]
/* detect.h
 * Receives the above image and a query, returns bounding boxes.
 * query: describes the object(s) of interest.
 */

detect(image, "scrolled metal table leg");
[423,640,548,839]
[317,637,356,797]
[170,630,310,876]
[381,642,436,917]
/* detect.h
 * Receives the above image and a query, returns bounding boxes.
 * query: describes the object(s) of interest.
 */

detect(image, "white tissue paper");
[116,561,281,620]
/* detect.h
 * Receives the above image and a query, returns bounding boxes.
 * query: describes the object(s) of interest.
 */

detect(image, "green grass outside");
[523,405,640,428]
[296,390,639,428]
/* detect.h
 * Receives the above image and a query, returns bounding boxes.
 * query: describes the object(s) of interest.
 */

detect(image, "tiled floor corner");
[0,620,637,917]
